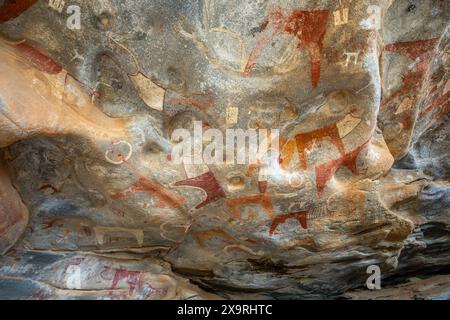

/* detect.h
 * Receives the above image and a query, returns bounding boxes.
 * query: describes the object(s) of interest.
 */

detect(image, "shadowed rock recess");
[0,0,448,300]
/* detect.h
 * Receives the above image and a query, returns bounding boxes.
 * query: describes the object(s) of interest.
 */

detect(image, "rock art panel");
[0,0,448,300]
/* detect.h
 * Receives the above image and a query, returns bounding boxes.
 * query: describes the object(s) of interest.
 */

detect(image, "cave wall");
[0,0,448,299]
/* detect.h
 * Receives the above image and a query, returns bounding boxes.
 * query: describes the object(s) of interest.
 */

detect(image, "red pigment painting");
[0,0,37,23]
[280,123,345,170]
[258,180,268,193]
[245,7,329,88]
[193,228,237,247]
[269,211,308,235]
[110,268,142,295]
[315,140,369,195]
[41,218,64,230]
[226,193,274,220]
[381,38,439,108]
[174,171,226,209]
[166,93,214,114]
[38,183,60,194]
[112,177,186,209]
[16,42,63,74]
[295,123,345,169]
[420,90,450,117]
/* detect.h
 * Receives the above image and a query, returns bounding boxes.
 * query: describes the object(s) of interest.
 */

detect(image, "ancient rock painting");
[268,203,329,236]
[0,0,38,23]
[41,218,93,240]
[109,267,141,294]
[174,170,226,209]
[192,228,238,247]
[281,123,346,170]
[0,0,448,300]
[15,41,63,74]
[245,7,329,87]
[226,193,274,220]
[165,92,214,115]
[419,84,450,118]
[382,38,439,108]
[269,211,308,235]
[315,141,369,195]
[0,167,29,254]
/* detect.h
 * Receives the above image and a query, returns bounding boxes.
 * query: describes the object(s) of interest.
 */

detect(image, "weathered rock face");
[0,0,448,299]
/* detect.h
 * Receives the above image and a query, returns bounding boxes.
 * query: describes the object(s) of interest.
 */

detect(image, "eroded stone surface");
[0,0,448,299]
